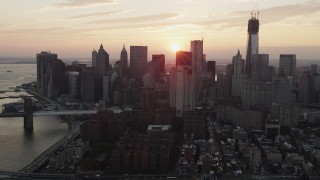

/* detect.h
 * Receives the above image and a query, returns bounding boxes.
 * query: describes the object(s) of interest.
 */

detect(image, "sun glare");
[170,44,180,52]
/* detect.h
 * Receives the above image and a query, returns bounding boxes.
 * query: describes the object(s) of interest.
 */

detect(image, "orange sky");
[0,0,319,62]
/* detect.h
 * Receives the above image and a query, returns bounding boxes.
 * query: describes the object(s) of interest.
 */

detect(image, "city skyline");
[0,0,320,61]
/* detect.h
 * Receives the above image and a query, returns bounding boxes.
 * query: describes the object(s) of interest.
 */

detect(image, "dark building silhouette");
[251,54,271,82]
[92,44,109,77]
[141,88,155,110]
[183,111,206,139]
[152,54,165,81]
[80,66,95,101]
[80,120,101,145]
[123,88,139,106]
[50,59,67,98]
[111,126,174,174]
[176,51,192,67]
[37,51,58,97]
[94,77,103,101]
[298,71,315,106]
[120,45,128,77]
[245,13,259,78]
[279,54,296,77]
[130,46,148,81]
[207,61,216,78]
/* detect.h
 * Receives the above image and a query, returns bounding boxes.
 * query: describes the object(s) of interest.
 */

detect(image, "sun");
[170,44,180,52]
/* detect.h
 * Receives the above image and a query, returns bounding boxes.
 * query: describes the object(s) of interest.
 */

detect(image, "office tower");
[130,46,148,80]
[170,66,194,117]
[191,40,204,83]
[279,54,296,77]
[311,64,318,74]
[37,51,58,97]
[271,70,298,127]
[176,51,192,67]
[272,69,291,105]
[92,50,97,68]
[191,40,204,103]
[202,54,207,74]
[94,44,109,77]
[251,54,270,82]
[169,68,176,108]
[103,76,110,102]
[207,61,216,78]
[245,13,259,78]
[141,88,155,110]
[232,50,245,97]
[49,59,67,98]
[68,71,80,98]
[113,60,121,76]
[120,45,128,77]
[298,71,315,106]
[152,54,165,81]
[122,88,139,106]
[241,81,272,108]
[224,64,233,97]
[80,67,95,101]
[143,72,155,88]
[146,61,156,80]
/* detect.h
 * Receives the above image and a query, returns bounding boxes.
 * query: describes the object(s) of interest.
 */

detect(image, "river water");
[0,64,69,171]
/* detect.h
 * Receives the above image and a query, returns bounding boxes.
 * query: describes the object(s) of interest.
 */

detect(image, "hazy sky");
[0,0,319,62]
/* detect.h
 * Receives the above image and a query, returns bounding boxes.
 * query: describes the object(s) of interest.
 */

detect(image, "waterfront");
[0,64,69,171]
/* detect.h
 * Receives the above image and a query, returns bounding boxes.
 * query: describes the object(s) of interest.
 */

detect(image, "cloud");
[198,2,320,29]
[56,0,115,8]
[90,13,179,24]
[66,10,125,19]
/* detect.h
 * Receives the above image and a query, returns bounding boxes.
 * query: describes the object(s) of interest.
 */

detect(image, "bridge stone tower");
[24,98,33,130]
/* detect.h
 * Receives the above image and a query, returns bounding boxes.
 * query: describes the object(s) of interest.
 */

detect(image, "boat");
[7,70,12,72]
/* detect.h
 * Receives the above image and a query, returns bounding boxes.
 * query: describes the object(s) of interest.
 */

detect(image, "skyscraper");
[245,13,259,78]
[279,54,296,77]
[191,40,203,85]
[37,51,58,97]
[176,51,192,67]
[251,54,270,82]
[130,46,148,80]
[92,50,97,68]
[298,71,315,106]
[311,64,318,74]
[68,71,80,98]
[272,69,291,105]
[191,40,204,104]
[50,59,67,98]
[207,61,216,78]
[120,45,128,77]
[231,50,245,97]
[152,54,165,81]
[169,66,194,117]
[80,66,95,101]
[94,44,109,77]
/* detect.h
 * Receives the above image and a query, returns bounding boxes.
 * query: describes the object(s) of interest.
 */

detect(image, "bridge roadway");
[0,110,98,118]
[18,121,80,174]
[34,110,97,116]
[0,112,24,117]
[0,95,34,99]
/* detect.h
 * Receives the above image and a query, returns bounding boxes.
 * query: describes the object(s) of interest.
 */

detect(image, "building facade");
[120,45,128,77]
[279,54,296,77]
[37,51,58,97]
[245,15,259,78]
[232,50,245,97]
[130,46,148,80]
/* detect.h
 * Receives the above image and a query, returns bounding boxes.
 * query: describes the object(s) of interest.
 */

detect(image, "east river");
[0,64,68,171]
